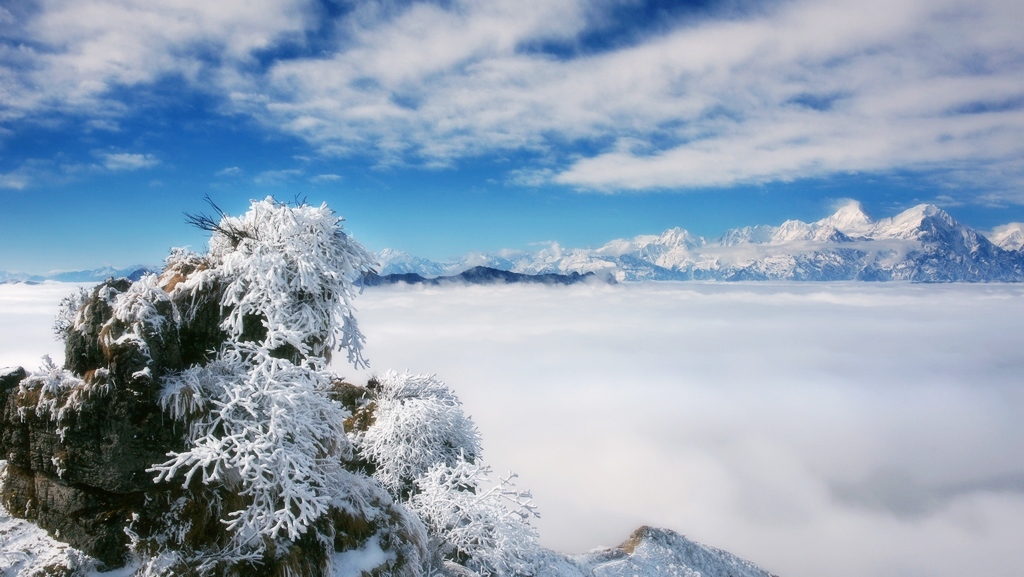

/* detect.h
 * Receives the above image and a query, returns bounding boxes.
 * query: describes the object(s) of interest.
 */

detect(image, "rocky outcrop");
[0,268,419,575]
[0,275,207,567]
[0,200,430,576]
[572,526,779,577]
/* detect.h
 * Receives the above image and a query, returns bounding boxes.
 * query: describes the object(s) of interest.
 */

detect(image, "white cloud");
[238,0,1024,194]
[253,168,303,185]
[0,170,29,189]
[0,0,316,121]
[506,167,555,187]
[0,152,157,189]
[0,158,90,189]
[215,166,242,177]
[3,0,1024,198]
[98,152,159,171]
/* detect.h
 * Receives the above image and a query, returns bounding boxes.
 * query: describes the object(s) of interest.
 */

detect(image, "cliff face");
[0,274,220,567]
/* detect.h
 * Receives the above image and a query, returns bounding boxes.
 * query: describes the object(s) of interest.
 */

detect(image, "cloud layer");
[2,0,1024,196]
[349,282,1024,577]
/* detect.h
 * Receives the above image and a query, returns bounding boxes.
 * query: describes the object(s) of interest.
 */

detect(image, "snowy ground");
[3,280,1024,577]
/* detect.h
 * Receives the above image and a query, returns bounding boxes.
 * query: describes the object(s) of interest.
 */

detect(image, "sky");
[3,280,1023,577]
[3,0,1024,274]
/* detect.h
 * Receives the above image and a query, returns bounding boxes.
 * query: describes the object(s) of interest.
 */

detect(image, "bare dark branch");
[184,194,255,246]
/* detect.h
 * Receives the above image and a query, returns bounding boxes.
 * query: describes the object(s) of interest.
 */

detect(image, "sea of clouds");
[3,281,1023,577]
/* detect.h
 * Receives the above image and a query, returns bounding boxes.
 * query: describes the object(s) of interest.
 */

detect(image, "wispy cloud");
[0,0,314,122]
[215,166,243,177]
[98,152,159,171]
[253,168,303,185]
[0,158,89,189]
[506,167,555,187]
[0,169,29,190]
[237,0,1024,193]
[0,152,158,189]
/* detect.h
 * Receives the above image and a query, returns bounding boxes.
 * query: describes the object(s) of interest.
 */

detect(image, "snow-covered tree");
[354,371,541,576]
[409,458,540,576]
[183,197,376,367]
[136,198,410,572]
[356,371,482,498]
[153,346,351,544]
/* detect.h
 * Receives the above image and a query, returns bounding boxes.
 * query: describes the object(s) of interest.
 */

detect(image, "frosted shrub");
[141,198,391,570]
[106,274,173,361]
[18,355,86,422]
[204,197,376,367]
[357,371,482,497]
[356,371,541,575]
[152,345,351,543]
[409,457,540,576]
[53,286,89,339]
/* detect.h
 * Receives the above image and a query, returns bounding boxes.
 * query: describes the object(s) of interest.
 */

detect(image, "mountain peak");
[819,200,872,234]
[657,227,705,249]
[902,203,945,219]
[872,203,957,240]
[367,200,1024,282]
[988,223,1024,251]
[576,525,778,577]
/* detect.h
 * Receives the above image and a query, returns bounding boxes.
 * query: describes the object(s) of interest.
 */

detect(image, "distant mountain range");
[0,265,153,284]
[378,202,1024,282]
[360,266,601,286]
[4,202,1023,284]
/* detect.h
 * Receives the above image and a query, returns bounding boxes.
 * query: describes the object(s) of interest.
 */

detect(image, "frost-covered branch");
[356,371,482,497]
[409,457,540,576]
[205,197,377,367]
[151,345,352,546]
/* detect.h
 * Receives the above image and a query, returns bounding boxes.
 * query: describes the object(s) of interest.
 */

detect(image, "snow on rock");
[0,499,90,577]
[0,488,145,577]
[574,526,778,577]
[329,533,395,576]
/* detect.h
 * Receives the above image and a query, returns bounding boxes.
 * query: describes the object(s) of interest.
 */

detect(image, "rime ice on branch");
[191,196,377,367]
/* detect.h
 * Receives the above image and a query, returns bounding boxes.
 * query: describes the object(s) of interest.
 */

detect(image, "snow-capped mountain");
[564,526,777,577]
[375,248,453,277]
[0,265,153,284]
[988,223,1024,251]
[377,201,1024,282]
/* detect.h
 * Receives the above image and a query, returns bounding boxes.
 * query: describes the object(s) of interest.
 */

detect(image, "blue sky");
[2,0,1024,274]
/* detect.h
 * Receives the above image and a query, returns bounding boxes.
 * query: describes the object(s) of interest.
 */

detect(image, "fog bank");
[351,282,1024,577]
